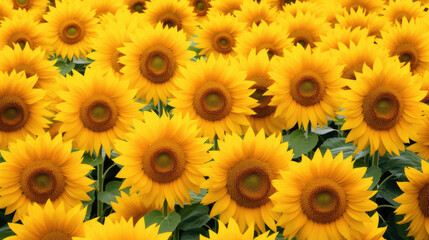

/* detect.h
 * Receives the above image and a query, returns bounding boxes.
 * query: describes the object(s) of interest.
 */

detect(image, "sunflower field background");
[1,0,429,239]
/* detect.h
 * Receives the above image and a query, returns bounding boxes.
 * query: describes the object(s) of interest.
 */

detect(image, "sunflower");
[408,109,429,159]
[382,0,427,25]
[55,67,144,157]
[0,71,51,150]
[395,160,429,240]
[144,0,197,38]
[0,1,13,21]
[271,149,377,240]
[234,0,277,29]
[267,0,297,11]
[419,71,429,104]
[341,57,427,156]
[334,38,389,81]
[201,129,293,232]
[74,218,171,240]
[170,55,257,141]
[337,0,385,13]
[188,0,211,22]
[349,213,387,240]
[123,0,148,13]
[108,192,158,224]
[0,44,58,90]
[277,11,331,48]
[8,0,48,20]
[120,23,194,104]
[267,46,344,131]
[0,133,93,222]
[316,26,370,52]
[114,111,212,209]
[237,49,284,135]
[0,9,49,50]
[43,0,99,60]
[88,10,146,77]
[201,219,278,240]
[234,21,293,60]
[281,0,342,24]
[82,0,124,18]
[336,7,389,38]
[209,0,243,16]
[195,13,246,57]
[6,200,86,240]
[378,18,429,75]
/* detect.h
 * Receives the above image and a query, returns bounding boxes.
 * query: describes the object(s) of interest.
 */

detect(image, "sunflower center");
[140,46,176,84]
[196,1,205,11]
[159,13,182,30]
[290,71,326,106]
[42,231,72,240]
[250,83,275,118]
[110,49,125,74]
[193,0,209,16]
[301,178,347,223]
[21,160,66,204]
[363,87,402,131]
[227,158,274,208]
[80,94,118,132]
[393,43,419,71]
[213,32,234,54]
[59,20,85,44]
[342,63,364,80]
[193,81,233,121]
[133,3,144,13]
[14,0,30,8]
[142,139,186,183]
[8,33,33,49]
[289,31,316,48]
[418,183,429,217]
[129,0,146,13]
[0,96,29,132]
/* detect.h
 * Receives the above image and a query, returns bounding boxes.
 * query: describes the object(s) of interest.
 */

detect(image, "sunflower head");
[0,133,93,222]
[109,192,158,224]
[170,55,258,141]
[382,0,427,25]
[316,26,371,52]
[9,0,48,20]
[0,1,13,21]
[83,0,124,18]
[201,129,293,232]
[336,7,390,38]
[271,149,377,240]
[209,0,243,16]
[189,0,211,22]
[234,0,277,29]
[200,219,278,240]
[338,0,385,13]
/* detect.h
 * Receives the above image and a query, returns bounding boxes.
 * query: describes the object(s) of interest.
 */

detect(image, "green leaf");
[59,62,75,76]
[73,56,93,64]
[388,149,425,176]
[144,210,181,234]
[319,137,355,158]
[311,126,338,135]
[181,228,207,240]
[287,129,318,158]
[190,189,207,204]
[377,178,402,207]
[98,191,118,205]
[141,99,155,112]
[105,181,122,195]
[364,166,382,190]
[178,204,210,231]
[81,153,103,166]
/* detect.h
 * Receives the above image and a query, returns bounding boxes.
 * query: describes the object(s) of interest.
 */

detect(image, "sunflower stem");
[157,100,164,117]
[213,135,219,150]
[372,151,379,167]
[162,200,168,217]
[173,228,180,240]
[96,148,105,221]
[377,204,397,210]
[377,174,394,190]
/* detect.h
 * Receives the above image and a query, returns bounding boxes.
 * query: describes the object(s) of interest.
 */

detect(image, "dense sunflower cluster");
[0,0,429,239]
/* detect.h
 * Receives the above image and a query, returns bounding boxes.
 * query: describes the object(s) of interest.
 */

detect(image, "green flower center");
[205,92,223,108]
[3,107,19,121]
[91,104,108,119]
[196,1,205,11]
[150,55,166,71]
[299,79,317,97]
[155,152,173,170]
[316,191,334,208]
[399,53,411,63]
[133,3,144,12]
[16,0,27,4]
[244,173,263,192]
[34,173,51,189]
[66,26,78,37]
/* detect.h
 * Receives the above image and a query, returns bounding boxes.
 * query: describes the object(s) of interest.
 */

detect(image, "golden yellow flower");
[201,129,293,232]
[395,160,429,239]
[170,55,257,141]
[281,0,342,24]
[209,0,243,16]
[316,26,370,52]
[144,0,197,38]
[235,0,277,29]
[200,219,278,240]
[82,0,124,18]
[8,0,48,20]
[43,0,99,60]
[0,133,93,222]
[350,213,387,240]
[341,57,427,156]
[0,44,58,90]
[0,1,13,21]
[114,111,212,209]
[6,200,86,240]
[382,0,427,25]
[195,13,246,57]
[234,21,293,60]
[188,0,211,22]
[336,7,389,38]
[271,149,377,240]
[337,0,385,13]
[123,0,148,13]
[267,46,344,130]
[267,0,298,11]
[120,23,194,104]
[108,192,157,224]
[0,9,49,50]
[55,67,144,157]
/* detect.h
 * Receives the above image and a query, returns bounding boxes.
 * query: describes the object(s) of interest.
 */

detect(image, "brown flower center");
[21,160,66,204]
[363,87,402,131]
[142,139,186,183]
[290,71,326,106]
[301,178,347,223]
[8,33,33,49]
[193,0,210,16]
[249,83,275,118]
[289,30,316,48]
[0,96,29,132]
[13,0,31,9]
[393,43,419,71]
[418,183,429,217]
[140,46,176,84]
[212,32,234,54]
[58,20,85,44]
[42,231,72,240]
[80,94,118,132]
[227,158,274,208]
[159,13,182,30]
[193,81,232,121]
[129,0,146,13]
